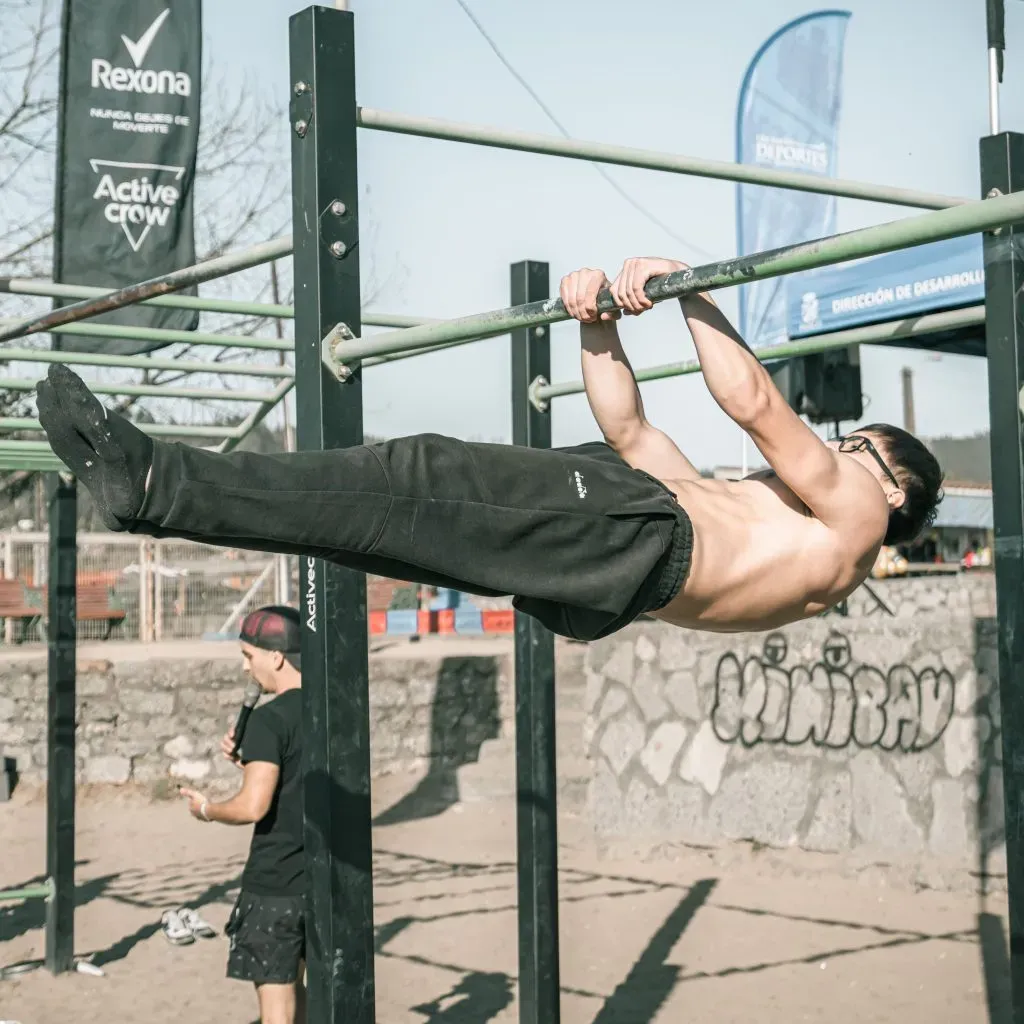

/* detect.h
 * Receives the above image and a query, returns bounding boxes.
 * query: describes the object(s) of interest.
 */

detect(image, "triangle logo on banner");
[89,159,186,252]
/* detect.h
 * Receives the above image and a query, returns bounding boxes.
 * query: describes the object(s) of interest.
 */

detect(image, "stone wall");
[0,573,1005,879]
[586,585,1003,873]
[0,644,514,792]
[844,571,994,619]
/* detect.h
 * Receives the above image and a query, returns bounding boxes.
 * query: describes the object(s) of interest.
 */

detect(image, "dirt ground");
[0,771,1013,1024]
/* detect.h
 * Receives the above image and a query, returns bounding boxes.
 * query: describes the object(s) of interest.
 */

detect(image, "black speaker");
[768,347,862,425]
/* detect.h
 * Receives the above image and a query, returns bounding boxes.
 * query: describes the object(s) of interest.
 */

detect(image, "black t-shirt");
[239,688,305,897]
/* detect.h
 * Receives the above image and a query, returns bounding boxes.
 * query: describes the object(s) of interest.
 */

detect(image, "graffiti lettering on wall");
[711,632,955,751]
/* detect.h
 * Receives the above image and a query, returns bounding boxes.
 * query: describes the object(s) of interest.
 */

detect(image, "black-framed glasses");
[836,435,901,491]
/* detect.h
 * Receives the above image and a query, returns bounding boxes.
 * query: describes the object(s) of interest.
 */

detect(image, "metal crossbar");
[217,378,297,452]
[533,305,987,404]
[356,107,968,210]
[0,316,291,352]
[0,450,67,472]
[1,347,293,378]
[0,376,281,402]
[0,417,238,439]
[324,190,1022,370]
[0,881,54,903]
[0,277,293,319]
[0,278,443,329]
[0,235,293,344]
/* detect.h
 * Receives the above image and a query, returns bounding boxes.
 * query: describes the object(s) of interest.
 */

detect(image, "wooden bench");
[1,579,126,642]
[73,581,126,639]
[38,581,126,640]
[0,579,45,642]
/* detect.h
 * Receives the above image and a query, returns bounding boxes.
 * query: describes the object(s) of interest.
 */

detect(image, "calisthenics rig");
[2,6,1023,1023]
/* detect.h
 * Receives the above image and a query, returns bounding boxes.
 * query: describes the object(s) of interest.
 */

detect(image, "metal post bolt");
[294,119,308,137]
[330,201,346,216]
[293,81,309,96]
[329,241,347,257]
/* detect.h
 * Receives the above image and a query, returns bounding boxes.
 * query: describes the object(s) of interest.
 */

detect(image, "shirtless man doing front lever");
[35,256,943,642]
[565,257,943,632]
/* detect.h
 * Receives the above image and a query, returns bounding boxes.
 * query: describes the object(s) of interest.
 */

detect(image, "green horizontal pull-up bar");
[0,376,280,403]
[533,305,987,405]
[0,879,54,903]
[0,454,65,471]
[0,235,293,344]
[0,417,238,439]
[325,189,1022,370]
[0,449,67,472]
[0,316,291,353]
[2,346,293,379]
[0,440,54,452]
[0,277,436,330]
[217,378,296,454]
[357,107,967,211]
[0,278,293,319]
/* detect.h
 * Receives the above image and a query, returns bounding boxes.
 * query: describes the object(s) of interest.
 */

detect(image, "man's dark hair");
[240,604,302,671]
[861,423,944,546]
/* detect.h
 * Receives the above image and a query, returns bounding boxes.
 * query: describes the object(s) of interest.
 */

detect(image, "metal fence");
[0,532,289,644]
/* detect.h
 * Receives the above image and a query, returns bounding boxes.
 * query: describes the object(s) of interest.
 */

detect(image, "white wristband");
[198,799,210,822]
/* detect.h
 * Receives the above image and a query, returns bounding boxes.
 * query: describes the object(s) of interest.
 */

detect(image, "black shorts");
[225,891,306,985]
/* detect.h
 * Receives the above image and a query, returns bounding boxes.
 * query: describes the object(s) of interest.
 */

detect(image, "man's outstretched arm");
[561,267,700,482]
[612,257,868,528]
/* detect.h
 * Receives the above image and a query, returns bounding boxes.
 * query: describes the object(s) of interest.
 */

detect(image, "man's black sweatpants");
[135,433,693,641]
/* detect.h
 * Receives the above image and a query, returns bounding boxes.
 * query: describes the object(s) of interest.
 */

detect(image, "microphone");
[231,681,263,758]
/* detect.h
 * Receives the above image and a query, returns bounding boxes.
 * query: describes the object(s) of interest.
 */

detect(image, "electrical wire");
[453,0,718,261]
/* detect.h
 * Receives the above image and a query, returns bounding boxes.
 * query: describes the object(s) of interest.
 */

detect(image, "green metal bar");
[217,378,296,453]
[327,190,1024,368]
[0,317,291,352]
[0,278,430,328]
[360,327,511,367]
[534,304,987,403]
[0,376,280,402]
[363,313,429,328]
[0,440,55,452]
[0,417,238,439]
[0,880,54,903]
[357,107,967,210]
[0,346,293,378]
[0,278,294,319]
[0,235,293,344]
[0,454,64,471]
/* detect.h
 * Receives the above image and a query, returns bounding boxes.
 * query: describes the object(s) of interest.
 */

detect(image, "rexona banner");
[785,236,985,339]
[54,1,201,354]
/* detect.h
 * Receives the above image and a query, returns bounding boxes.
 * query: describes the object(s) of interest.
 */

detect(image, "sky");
[202,0,1024,469]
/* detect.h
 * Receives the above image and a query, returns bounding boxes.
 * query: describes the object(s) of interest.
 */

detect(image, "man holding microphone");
[178,605,306,1024]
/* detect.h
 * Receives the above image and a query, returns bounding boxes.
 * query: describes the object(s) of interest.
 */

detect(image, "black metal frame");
[40,0,77,974]
[289,9,374,1024]
[510,261,561,1024]
[45,473,76,974]
[29,6,1024,1019]
[981,130,1024,1022]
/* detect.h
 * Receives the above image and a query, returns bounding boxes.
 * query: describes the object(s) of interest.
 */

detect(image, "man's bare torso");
[651,470,882,633]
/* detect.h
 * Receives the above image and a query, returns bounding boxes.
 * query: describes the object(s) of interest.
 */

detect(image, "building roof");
[933,487,992,530]
[925,434,990,487]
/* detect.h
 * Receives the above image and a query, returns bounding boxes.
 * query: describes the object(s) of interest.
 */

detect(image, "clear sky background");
[203,0,1024,468]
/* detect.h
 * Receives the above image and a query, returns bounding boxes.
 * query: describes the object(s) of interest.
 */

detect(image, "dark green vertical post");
[45,473,76,974]
[510,260,560,1024]
[981,130,1024,1023]
[289,8,374,1024]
